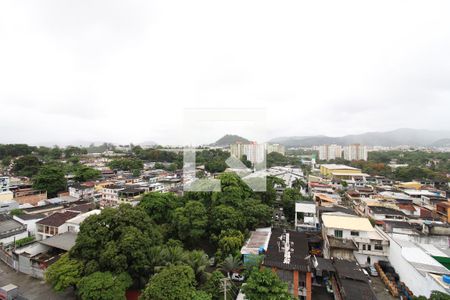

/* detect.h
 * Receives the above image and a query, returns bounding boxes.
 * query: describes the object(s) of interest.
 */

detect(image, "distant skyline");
[1,1,450,145]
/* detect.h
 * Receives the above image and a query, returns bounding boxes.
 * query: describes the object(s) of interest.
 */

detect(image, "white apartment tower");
[318,144,343,161]
[343,144,368,161]
[267,143,286,156]
[230,142,266,164]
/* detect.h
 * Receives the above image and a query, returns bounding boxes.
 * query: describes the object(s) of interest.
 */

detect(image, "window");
[334,230,343,238]
[362,245,366,250]
[374,244,383,251]
[367,245,371,251]
[350,231,359,236]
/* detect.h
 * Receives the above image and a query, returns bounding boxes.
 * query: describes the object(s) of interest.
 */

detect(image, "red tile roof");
[36,211,79,227]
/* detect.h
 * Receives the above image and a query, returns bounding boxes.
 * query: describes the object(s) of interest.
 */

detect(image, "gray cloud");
[0,0,449,145]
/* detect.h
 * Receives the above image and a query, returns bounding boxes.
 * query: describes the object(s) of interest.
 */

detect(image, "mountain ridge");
[212,134,251,146]
[268,128,450,147]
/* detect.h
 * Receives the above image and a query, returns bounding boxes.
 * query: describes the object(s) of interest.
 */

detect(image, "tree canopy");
[12,155,42,177]
[74,165,101,182]
[108,158,143,171]
[140,265,208,300]
[77,272,132,300]
[33,163,67,197]
[45,253,83,292]
[242,268,292,300]
[70,205,163,286]
[172,200,208,244]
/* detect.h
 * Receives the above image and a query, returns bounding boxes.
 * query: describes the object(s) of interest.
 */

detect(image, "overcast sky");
[1,1,449,146]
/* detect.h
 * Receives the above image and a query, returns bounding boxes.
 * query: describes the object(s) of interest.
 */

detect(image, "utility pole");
[221,278,229,300]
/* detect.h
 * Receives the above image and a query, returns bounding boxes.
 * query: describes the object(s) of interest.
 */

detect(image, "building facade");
[343,144,368,161]
[318,145,342,161]
[230,142,266,164]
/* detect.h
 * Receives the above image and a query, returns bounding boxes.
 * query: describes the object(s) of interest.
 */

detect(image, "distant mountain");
[269,129,450,147]
[212,134,251,146]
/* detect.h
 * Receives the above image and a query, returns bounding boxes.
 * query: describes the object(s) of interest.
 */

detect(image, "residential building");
[100,184,125,207]
[295,201,319,231]
[267,143,286,155]
[343,144,368,161]
[0,214,28,245]
[240,227,271,263]
[230,142,266,164]
[13,213,45,235]
[322,213,389,266]
[331,259,377,300]
[149,182,165,193]
[366,205,408,222]
[386,236,450,297]
[262,228,312,299]
[68,184,95,200]
[318,145,342,161]
[436,202,450,223]
[0,200,19,212]
[65,210,101,233]
[0,176,13,202]
[35,211,79,240]
[118,188,146,204]
[13,188,47,205]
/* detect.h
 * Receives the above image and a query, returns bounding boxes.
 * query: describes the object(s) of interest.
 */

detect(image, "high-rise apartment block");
[318,144,343,160]
[267,143,286,156]
[343,144,368,161]
[230,142,266,164]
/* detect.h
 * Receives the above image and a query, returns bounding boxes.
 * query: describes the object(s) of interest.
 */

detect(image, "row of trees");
[7,154,101,197]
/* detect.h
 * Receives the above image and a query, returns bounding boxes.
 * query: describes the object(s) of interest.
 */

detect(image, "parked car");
[367,266,379,277]
[232,273,245,282]
[362,268,369,277]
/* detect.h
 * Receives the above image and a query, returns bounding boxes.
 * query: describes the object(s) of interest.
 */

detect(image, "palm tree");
[161,246,188,266]
[292,178,306,190]
[184,250,209,284]
[219,255,243,278]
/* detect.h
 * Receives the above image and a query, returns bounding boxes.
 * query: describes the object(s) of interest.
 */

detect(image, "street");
[0,261,75,300]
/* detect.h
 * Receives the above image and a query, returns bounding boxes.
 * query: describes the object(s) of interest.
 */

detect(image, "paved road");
[0,261,75,300]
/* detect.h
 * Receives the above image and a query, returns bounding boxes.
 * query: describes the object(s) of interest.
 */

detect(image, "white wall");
[13,216,42,236]
[326,228,369,239]
[388,236,447,298]
[0,231,29,245]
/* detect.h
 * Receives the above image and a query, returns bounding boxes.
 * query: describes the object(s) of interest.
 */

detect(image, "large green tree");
[172,201,208,244]
[12,155,42,177]
[210,205,246,234]
[45,253,83,292]
[33,164,67,197]
[74,166,101,182]
[281,188,302,222]
[140,265,205,300]
[70,205,162,287]
[216,230,245,260]
[139,192,184,225]
[77,272,131,300]
[242,268,292,300]
[108,158,143,171]
[242,198,272,229]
